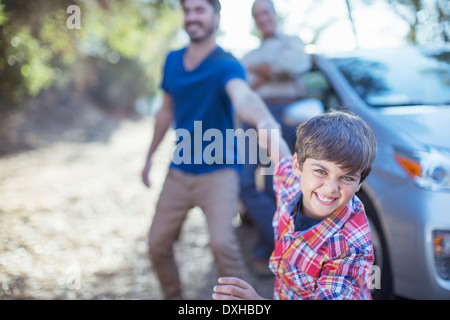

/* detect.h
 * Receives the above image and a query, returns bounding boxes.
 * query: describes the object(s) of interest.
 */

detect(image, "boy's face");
[293,155,362,220]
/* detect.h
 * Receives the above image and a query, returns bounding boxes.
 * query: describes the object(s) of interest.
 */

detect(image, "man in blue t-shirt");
[141,0,290,300]
[160,46,245,173]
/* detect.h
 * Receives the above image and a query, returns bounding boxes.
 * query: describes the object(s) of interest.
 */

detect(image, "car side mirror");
[283,98,325,126]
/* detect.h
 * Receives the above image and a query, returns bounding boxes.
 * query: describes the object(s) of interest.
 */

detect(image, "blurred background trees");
[308,0,449,49]
[0,0,448,116]
[0,0,182,114]
[379,0,448,44]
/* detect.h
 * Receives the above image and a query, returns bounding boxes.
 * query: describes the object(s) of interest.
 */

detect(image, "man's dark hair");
[180,0,221,13]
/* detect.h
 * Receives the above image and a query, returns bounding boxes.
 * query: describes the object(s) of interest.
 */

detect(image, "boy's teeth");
[317,193,335,203]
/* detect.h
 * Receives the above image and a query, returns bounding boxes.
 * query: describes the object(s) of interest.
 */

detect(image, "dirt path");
[0,114,274,300]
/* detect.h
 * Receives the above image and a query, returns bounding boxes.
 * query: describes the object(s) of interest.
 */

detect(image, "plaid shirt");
[269,156,374,300]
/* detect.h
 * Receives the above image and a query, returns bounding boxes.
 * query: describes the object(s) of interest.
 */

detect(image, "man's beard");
[185,21,216,43]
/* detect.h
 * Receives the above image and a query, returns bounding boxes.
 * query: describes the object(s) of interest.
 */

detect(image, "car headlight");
[393,147,450,192]
[433,231,450,281]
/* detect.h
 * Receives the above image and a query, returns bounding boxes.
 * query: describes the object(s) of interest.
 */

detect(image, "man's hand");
[248,62,271,80]
[212,277,268,300]
[248,63,272,89]
[141,160,152,188]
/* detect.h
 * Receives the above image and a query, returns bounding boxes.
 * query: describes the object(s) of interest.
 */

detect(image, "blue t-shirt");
[161,46,246,174]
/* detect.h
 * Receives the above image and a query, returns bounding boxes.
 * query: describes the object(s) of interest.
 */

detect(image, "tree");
[283,0,448,49]
[384,0,449,44]
[0,0,183,113]
[345,0,360,47]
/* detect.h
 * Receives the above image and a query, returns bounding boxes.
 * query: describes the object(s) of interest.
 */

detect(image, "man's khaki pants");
[148,168,248,299]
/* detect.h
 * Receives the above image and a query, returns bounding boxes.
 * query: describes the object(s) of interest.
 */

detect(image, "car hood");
[378,106,450,150]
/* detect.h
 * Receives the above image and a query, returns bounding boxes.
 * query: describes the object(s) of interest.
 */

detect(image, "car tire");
[357,190,394,300]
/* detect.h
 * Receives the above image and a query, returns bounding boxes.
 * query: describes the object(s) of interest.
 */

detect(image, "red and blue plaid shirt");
[269,156,374,300]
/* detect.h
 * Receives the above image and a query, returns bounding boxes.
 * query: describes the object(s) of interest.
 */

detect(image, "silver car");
[284,46,450,299]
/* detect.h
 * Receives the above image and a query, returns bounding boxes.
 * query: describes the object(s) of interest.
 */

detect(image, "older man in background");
[239,0,312,276]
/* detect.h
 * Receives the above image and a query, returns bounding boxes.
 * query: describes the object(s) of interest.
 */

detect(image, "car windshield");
[331,48,450,107]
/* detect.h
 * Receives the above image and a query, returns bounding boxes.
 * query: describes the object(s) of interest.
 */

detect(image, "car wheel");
[357,191,394,300]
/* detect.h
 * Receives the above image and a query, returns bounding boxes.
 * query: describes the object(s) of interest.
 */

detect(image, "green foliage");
[0,3,8,26]
[0,0,183,113]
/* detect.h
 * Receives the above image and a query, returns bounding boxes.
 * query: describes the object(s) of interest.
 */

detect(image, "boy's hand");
[212,277,268,300]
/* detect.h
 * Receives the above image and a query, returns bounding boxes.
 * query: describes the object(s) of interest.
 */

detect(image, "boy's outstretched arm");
[212,277,269,300]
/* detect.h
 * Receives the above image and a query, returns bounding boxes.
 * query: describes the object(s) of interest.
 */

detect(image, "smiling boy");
[213,110,377,300]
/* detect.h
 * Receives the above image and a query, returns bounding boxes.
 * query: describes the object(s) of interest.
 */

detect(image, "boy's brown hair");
[295,110,377,183]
